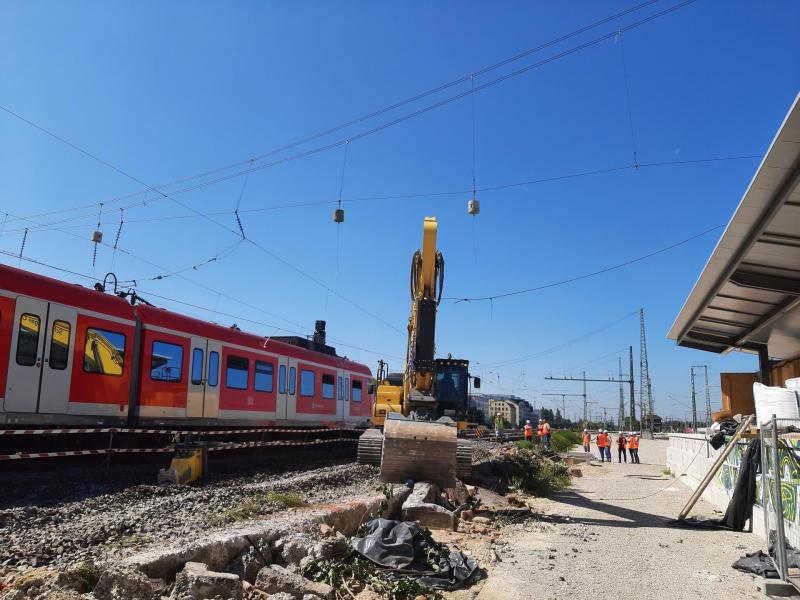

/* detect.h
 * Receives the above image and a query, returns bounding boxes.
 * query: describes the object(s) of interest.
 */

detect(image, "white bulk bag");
[753,382,800,425]
[785,378,800,391]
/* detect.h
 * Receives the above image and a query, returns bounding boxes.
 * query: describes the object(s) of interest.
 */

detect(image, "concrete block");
[173,561,242,600]
[92,567,166,600]
[255,565,333,599]
[753,577,800,597]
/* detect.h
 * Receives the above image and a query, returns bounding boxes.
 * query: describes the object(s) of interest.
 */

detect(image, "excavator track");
[456,438,473,480]
[356,428,384,467]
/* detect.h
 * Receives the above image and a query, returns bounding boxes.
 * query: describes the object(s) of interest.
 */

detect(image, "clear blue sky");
[1,1,799,422]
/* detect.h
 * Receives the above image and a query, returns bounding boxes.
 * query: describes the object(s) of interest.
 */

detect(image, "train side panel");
[137,328,190,419]
[218,346,278,416]
[68,314,135,417]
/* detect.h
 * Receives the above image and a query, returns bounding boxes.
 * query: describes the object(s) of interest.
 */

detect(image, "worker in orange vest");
[524,420,533,442]
[541,418,551,450]
[596,429,610,462]
[582,428,591,452]
[536,419,544,445]
[616,431,628,463]
[628,432,640,463]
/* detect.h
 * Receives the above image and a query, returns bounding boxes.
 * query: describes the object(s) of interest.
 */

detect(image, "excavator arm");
[404,216,444,411]
[358,217,473,488]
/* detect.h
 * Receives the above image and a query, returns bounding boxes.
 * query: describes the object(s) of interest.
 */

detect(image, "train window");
[352,379,363,402]
[254,361,274,393]
[191,348,204,385]
[208,351,219,387]
[322,374,335,399]
[150,341,183,383]
[289,366,296,395]
[300,369,315,397]
[16,313,41,366]
[338,376,343,401]
[83,327,126,376]
[278,364,286,394]
[48,320,71,370]
[226,355,249,390]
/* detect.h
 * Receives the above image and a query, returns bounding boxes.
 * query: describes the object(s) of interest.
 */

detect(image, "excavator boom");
[357,217,473,488]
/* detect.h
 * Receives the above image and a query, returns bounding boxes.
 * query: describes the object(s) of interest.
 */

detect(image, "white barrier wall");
[666,433,783,544]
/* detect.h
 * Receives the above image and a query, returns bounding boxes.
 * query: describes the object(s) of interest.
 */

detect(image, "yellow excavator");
[357,217,478,488]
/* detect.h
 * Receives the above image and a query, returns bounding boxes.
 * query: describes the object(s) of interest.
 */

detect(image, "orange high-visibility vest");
[582,432,590,445]
[542,423,551,434]
[537,425,544,437]
[597,433,608,447]
[629,436,639,449]
[524,424,533,437]
[617,436,627,448]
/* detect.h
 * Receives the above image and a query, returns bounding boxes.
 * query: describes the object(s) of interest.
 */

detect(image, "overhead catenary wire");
[2,201,404,335]
[0,208,367,334]
[444,224,724,302]
[0,249,401,361]
[0,154,762,236]
[616,28,639,167]
[477,310,639,369]
[2,0,694,226]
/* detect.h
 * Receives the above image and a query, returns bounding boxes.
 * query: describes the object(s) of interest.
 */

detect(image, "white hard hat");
[526,420,531,424]
[583,428,588,432]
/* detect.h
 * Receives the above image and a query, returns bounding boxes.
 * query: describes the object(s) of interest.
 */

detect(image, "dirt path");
[476,438,764,600]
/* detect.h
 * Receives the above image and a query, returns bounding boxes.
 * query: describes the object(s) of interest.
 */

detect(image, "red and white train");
[0,263,374,428]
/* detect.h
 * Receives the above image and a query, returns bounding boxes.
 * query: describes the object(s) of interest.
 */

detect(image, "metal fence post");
[761,422,769,544]
[770,415,789,582]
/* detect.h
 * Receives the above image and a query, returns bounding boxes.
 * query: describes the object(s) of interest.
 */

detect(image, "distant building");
[516,399,536,425]
[642,414,663,433]
[489,399,519,428]
[471,393,538,427]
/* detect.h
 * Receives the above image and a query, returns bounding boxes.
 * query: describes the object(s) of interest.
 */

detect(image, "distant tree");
[540,408,555,422]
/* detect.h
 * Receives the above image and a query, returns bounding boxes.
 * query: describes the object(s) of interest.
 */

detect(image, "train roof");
[134,304,372,375]
[0,263,136,320]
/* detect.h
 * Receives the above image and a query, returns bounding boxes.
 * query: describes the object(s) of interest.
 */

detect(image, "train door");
[278,356,297,420]
[38,303,77,414]
[186,338,222,419]
[204,340,221,418]
[186,337,206,418]
[336,369,346,422]
[5,297,76,414]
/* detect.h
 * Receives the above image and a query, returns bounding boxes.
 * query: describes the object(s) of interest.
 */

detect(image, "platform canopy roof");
[668,93,800,360]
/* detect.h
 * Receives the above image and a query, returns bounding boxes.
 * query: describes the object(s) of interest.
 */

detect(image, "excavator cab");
[431,358,470,427]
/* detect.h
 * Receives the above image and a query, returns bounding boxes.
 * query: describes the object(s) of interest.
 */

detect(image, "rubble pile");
[0,439,575,599]
[471,442,571,496]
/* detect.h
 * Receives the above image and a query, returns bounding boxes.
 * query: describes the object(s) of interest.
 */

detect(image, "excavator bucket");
[380,415,461,488]
[357,417,474,488]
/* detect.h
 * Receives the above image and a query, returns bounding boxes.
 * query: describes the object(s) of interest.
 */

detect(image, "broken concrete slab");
[315,485,411,535]
[402,482,456,530]
[93,567,166,600]
[123,525,280,581]
[172,562,242,600]
[254,564,332,599]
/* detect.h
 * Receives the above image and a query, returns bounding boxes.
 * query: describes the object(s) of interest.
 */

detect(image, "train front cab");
[0,292,134,423]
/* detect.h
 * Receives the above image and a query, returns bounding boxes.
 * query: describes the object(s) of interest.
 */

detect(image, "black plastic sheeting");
[351,518,480,590]
[732,537,800,579]
[675,439,761,532]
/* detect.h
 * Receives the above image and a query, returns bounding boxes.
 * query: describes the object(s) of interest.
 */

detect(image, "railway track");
[0,425,363,465]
